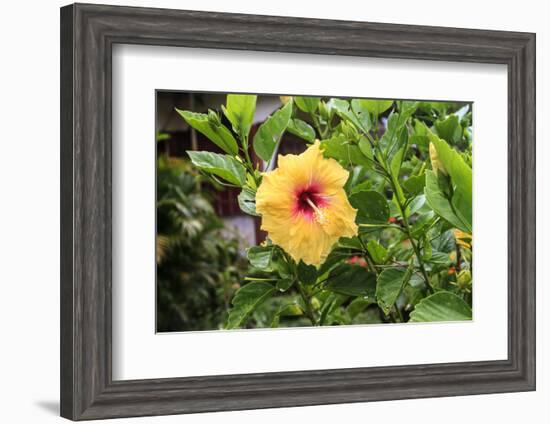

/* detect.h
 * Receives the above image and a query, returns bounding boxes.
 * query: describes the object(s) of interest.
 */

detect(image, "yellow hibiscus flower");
[255,141,358,266]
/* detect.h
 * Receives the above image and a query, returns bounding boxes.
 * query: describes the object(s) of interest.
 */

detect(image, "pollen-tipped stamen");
[305,196,328,225]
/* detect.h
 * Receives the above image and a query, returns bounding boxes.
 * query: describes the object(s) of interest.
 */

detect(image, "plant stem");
[359,223,407,233]
[244,277,279,282]
[394,304,405,322]
[296,280,317,325]
[396,203,433,294]
[358,236,379,276]
[380,156,434,294]
[311,114,327,139]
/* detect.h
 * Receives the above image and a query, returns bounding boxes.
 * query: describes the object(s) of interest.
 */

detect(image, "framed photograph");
[60,3,536,420]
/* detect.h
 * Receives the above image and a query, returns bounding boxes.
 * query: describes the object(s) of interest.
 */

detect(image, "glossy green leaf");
[403,173,426,197]
[271,303,303,327]
[347,297,375,319]
[327,98,365,130]
[319,293,349,326]
[424,170,470,232]
[427,251,451,265]
[187,151,246,186]
[349,190,390,224]
[294,96,320,114]
[409,291,472,322]
[271,250,293,278]
[376,267,412,315]
[428,132,472,230]
[367,240,389,264]
[276,278,294,292]
[176,109,238,155]
[297,261,318,285]
[237,186,259,216]
[247,245,275,269]
[390,134,408,178]
[380,104,416,155]
[222,94,257,140]
[350,99,373,131]
[358,137,373,160]
[408,194,426,216]
[321,134,371,168]
[359,99,394,116]
[287,118,316,142]
[326,264,377,297]
[253,101,293,161]
[434,114,462,144]
[422,237,433,260]
[226,282,276,329]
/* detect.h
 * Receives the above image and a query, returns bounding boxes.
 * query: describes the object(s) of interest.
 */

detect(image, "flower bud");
[429,142,447,176]
[207,109,221,125]
[279,96,292,105]
[456,270,472,292]
[318,101,330,120]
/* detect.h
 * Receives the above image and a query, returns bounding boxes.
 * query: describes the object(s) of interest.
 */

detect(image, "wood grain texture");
[60,3,536,420]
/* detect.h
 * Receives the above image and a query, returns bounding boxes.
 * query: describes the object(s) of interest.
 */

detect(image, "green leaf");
[359,99,394,116]
[358,137,373,160]
[222,94,257,140]
[226,282,276,329]
[347,297,375,319]
[399,101,419,115]
[297,261,318,285]
[424,170,471,232]
[237,186,259,216]
[349,190,390,224]
[350,99,373,131]
[427,251,451,265]
[294,96,320,114]
[376,267,412,315]
[403,173,426,197]
[409,291,472,322]
[390,132,408,178]
[276,278,294,292]
[326,264,377,297]
[434,114,462,144]
[271,250,293,278]
[429,132,472,231]
[366,240,388,264]
[422,237,433,260]
[408,194,426,215]
[327,98,364,131]
[271,303,303,327]
[176,109,238,155]
[187,151,246,186]
[338,236,363,250]
[321,134,371,168]
[380,105,416,155]
[253,101,293,161]
[247,245,274,269]
[287,118,316,142]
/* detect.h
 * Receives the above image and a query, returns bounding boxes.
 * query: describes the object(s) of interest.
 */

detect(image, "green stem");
[311,114,327,139]
[240,136,261,185]
[394,304,404,322]
[296,280,316,325]
[244,277,279,282]
[358,236,379,276]
[359,223,407,233]
[379,155,434,294]
[399,207,433,293]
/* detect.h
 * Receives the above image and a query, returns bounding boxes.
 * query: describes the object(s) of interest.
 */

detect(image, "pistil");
[305,196,328,225]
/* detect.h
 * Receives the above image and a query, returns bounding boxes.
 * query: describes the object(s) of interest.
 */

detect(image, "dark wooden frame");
[60,3,536,421]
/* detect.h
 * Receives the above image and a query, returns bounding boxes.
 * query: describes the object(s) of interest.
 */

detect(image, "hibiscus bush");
[156,155,248,331]
[176,95,473,329]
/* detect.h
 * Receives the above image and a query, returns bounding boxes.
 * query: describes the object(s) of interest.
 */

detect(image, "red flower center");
[294,183,328,220]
